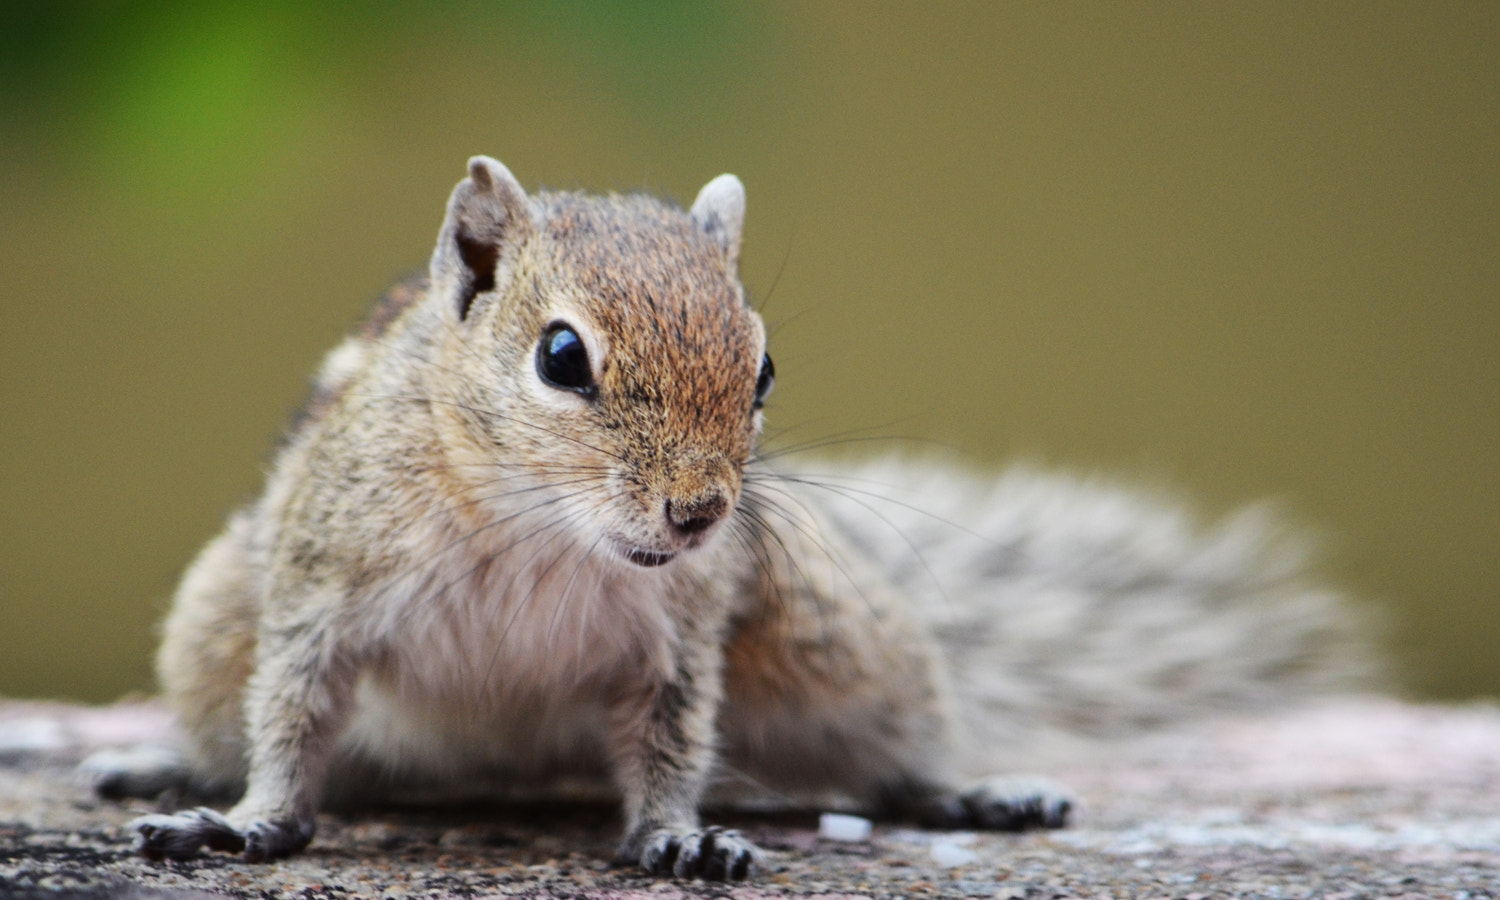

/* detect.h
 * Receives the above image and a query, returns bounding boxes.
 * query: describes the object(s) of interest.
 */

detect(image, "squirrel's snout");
[666,492,730,538]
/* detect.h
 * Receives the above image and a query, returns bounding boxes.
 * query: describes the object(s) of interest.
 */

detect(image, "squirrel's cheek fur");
[91,158,1371,881]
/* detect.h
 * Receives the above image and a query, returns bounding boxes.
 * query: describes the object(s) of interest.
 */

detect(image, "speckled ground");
[2,697,1498,899]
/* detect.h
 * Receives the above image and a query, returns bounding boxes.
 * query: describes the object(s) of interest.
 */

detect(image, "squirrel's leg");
[88,515,259,804]
[721,553,1073,831]
[609,630,761,881]
[133,607,356,862]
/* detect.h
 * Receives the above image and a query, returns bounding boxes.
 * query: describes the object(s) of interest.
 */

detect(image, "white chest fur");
[335,521,681,779]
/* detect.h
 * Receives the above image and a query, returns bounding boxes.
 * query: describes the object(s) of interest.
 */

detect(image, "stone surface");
[2,696,1498,898]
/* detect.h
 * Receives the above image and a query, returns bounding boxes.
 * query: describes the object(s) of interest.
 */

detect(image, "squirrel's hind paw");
[924,775,1074,831]
[80,745,190,801]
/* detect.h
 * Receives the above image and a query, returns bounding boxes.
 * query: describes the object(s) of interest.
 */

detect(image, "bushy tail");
[779,457,1379,770]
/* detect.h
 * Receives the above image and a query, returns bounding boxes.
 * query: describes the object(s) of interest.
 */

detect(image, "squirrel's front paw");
[131,807,246,860]
[131,807,313,862]
[241,815,316,861]
[925,775,1074,831]
[627,825,761,880]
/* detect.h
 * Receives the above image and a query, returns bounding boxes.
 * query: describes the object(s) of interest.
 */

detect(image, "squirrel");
[85,157,1371,881]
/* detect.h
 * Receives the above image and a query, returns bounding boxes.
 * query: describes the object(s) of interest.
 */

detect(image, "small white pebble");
[0,718,66,754]
[930,839,979,867]
[817,812,873,842]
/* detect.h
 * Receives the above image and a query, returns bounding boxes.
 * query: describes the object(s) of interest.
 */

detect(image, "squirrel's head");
[427,157,770,569]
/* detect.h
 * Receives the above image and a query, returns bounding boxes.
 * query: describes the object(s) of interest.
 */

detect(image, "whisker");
[756,470,991,546]
[548,529,610,673]
[483,505,603,684]
[755,428,959,464]
[747,473,954,612]
[341,390,629,465]
[723,504,807,640]
[750,230,795,316]
[379,476,610,559]
[733,487,884,647]
[379,483,610,632]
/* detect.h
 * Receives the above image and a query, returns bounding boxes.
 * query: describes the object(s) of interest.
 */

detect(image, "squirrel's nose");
[667,492,729,537]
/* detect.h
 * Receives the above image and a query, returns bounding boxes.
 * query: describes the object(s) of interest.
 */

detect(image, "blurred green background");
[2,2,1496,702]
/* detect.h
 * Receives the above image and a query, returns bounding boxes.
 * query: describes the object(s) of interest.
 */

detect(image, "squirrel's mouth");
[622,546,677,568]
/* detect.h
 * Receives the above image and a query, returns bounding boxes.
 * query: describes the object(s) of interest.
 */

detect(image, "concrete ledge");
[2,697,1498,898]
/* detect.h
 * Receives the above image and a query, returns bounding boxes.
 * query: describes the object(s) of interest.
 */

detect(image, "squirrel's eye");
[753,353,775,410]
[537,324,595,395]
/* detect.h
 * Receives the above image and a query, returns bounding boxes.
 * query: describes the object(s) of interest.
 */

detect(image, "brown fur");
[91,157,1368,881]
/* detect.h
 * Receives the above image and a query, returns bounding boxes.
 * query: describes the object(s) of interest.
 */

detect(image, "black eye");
[537,324,595,395]
[753,353,774,410]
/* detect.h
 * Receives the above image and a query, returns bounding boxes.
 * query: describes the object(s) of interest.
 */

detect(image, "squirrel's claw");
[633,825,761,881]
[962,775,1074,830]
[921,775,1075,831]
[130,806,313,862]
[131,806,244,860]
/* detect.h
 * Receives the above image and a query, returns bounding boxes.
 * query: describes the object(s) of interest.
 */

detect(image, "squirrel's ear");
[690,174,745,268]
[431,156,534,322]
